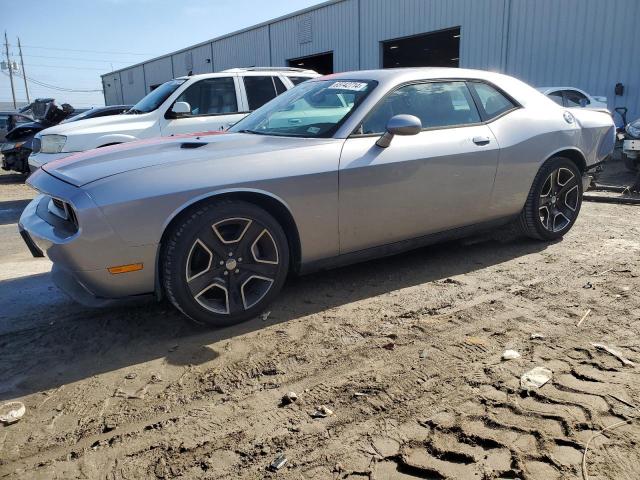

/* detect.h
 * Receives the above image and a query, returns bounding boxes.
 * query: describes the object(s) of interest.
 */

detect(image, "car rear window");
[469,82,517,120]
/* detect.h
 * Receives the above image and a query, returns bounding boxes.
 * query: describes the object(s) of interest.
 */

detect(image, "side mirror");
[376,114,422,148]
[171,101,191,116]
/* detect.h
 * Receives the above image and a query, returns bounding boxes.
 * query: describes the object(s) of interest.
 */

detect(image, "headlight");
[626,120,640,139]
[31,136,41,154]
[40,134,67,153]
[0,142,23,151]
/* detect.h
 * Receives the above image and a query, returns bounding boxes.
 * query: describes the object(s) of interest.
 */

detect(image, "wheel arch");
[156,189,302,296]
[546,147,587,173]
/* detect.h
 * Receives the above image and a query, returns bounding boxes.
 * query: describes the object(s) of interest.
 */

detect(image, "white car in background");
[28,67,319,171]
[537,87,608,111]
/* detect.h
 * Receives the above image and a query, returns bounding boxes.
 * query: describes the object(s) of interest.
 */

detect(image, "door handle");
[472,136,491,145]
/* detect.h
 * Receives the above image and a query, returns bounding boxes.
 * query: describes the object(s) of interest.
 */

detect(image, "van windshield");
[128,79,186,114]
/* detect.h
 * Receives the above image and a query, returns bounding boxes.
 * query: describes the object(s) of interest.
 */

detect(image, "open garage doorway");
[382,27,460,68]
[287,51,334,75]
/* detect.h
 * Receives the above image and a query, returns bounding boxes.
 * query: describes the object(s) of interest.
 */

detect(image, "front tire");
[162,200,289,327]
[519,157,583,240]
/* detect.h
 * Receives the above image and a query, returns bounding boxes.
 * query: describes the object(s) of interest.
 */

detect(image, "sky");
[0,0,323,108]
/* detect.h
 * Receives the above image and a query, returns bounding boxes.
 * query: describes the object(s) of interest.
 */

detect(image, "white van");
[28,67,319,171]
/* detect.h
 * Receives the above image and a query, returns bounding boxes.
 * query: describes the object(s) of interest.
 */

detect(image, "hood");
[36,111,151,136]
[6,121,48,141]
[42,132,336,187]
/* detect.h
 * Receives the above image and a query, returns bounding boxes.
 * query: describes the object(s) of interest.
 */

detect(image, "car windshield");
[229,79,377,138]
[129,79,186,113]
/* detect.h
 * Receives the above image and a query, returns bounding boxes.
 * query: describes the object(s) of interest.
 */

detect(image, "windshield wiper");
[236,129,269,135]
[126,108,144,114]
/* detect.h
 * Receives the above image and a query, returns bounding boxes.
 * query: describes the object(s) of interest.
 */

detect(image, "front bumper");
[28,151,74,172]
[19,170,158,305]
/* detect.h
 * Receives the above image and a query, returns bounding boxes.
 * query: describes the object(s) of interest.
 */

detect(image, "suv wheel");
[162,200,289,326]
[519,157,583,240]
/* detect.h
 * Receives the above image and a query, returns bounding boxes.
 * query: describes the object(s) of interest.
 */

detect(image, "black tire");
[162,200,289,327]
[518,156,583,241]
[623,153,638,172]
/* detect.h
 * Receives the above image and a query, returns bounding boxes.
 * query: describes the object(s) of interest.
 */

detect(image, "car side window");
[564,89,589,107]
[0,115,8,129]
[174,77,238,116]
[361,81,481,135]
[469,82,516,120]
[243,76,280,111]
[547,91,564,106]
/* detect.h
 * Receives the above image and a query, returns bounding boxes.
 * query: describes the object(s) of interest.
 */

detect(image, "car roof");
[314,67,518,85]
[537,87,585,93]
[175,68,319,81]
[316,68,558,113]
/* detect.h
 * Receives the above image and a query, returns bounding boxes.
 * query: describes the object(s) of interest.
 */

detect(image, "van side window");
[287,76,311,86]
[274,77,287,95]
[174,77,238,116]
[243,76,280,110]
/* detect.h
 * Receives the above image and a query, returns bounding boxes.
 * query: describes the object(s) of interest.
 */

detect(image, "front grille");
[32,137,41,154]
[47,197,78,232]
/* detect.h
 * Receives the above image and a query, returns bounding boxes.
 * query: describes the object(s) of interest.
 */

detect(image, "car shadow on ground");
[0,230,551,401]
[0,199,31,226]
[0,172,27,185]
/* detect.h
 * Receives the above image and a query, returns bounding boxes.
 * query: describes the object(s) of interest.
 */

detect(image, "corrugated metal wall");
[102,73,122,105]
[172,43,214,77]
[212,26,271,71]
[270,0,359,72]
[143,56,173,92]
[120,65,146,104]
[504,0,639,119]
[101,0,640,121]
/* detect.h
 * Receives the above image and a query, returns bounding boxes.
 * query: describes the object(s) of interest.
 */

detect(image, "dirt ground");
[0,160,639,480]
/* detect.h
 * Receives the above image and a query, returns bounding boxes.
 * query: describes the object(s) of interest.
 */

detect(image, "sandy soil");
[0,163,639,480]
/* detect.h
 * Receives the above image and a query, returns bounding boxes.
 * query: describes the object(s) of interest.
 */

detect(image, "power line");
[19,53,137,64]
[20,44,156,56]
[1,70,103,92]
[22,63,116,71]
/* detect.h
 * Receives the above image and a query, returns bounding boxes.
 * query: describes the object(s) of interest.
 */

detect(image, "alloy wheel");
[538,167,580,233]
[185,217,280,315]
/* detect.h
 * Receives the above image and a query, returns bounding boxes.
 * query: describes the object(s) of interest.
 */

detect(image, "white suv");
[29,67,319,171]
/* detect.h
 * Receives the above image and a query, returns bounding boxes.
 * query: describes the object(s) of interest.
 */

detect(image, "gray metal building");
[102,0,640,121]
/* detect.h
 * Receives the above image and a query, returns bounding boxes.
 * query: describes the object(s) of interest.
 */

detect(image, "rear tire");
[518,156,583,241]
[162,200,289,327]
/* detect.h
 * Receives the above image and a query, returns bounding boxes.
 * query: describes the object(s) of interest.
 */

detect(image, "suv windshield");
[129,79,186,113]
[230,79,377,138]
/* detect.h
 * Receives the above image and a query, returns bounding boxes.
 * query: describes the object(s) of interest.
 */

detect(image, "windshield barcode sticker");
[327,81,368,91]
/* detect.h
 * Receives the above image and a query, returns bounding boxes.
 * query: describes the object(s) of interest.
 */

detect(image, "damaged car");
[19,68,615,326]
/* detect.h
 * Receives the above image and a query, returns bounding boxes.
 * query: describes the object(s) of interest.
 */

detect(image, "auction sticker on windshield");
[327,81,368,91]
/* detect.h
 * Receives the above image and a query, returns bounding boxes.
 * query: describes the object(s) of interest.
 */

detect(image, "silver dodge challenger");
[20,68,615,326]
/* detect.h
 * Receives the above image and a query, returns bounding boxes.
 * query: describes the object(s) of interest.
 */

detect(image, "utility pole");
[4,31,16,108]
[17,36,29,103]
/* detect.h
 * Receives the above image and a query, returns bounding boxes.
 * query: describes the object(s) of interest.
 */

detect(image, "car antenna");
[188,70,193,76]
